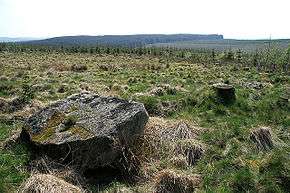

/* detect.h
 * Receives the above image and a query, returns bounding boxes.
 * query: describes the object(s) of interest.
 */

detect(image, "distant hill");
[149,39,290,51]
[4,35,289,52]
[0,37,41,42]
[24,34,224,47]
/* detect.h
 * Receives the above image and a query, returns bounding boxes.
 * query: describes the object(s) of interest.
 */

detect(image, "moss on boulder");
[22,92,149,170]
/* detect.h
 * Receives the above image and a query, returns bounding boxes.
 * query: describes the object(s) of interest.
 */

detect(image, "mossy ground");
[0,52,289,192]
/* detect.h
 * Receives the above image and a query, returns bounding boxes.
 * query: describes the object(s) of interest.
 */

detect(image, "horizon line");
[1,33,290,41]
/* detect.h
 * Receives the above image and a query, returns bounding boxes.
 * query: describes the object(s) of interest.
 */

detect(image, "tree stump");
[213,83,236,103]
[250,127,274,151]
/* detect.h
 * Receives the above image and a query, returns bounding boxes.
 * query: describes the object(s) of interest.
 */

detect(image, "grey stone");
[243,81,264,89]
[22,92,149,170]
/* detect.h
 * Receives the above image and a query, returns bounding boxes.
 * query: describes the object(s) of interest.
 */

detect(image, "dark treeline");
[0,42,289,73]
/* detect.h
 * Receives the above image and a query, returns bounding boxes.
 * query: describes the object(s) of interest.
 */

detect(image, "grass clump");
[18,174,83,193]
[71,64,88,72]
[259,148,290,192]
[175,140,205,166]
[154,170,200,193]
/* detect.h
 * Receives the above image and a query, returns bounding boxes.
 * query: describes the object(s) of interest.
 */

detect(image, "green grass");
[0,51,289,192]
[0,122,29,193]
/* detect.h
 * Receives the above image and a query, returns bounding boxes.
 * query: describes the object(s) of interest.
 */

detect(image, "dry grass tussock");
[175,139,205,166]
[13,99,44,120]
[154,170,201,193]
[0,98,44,119]
[169,156,188,169]
[144,117,202,142]
[29,156,86,188]
[132,117,205,180]
[17,156,88,192]
[248,126,287,151]
[71,64,88,72]
[18,173,84,193]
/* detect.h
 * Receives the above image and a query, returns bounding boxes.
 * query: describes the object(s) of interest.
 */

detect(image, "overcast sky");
[0,0,289,39]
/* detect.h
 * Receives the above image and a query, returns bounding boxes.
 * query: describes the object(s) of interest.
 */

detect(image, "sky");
[0,0,290,39]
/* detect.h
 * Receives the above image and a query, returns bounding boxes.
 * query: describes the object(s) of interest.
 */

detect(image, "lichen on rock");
[22,92,149,170]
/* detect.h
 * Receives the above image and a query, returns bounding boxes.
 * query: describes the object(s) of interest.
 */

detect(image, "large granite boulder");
[22,92,149,170]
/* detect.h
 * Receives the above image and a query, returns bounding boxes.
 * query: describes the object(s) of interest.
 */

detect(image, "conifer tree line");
[0,42,289,73]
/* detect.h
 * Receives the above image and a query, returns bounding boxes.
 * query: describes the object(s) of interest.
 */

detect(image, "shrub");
[98,64,110,71]
[20,84,35,103]
[70,64,88,72]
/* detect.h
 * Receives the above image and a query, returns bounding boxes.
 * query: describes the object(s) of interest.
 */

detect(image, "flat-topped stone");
[22,92,149,170]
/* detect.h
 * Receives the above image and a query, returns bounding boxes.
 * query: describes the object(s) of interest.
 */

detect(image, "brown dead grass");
[18,173,84,193]
[138,117,203,160]
[250,127,274,151]
[154,170,201,193]
[29,156,86,188]
[144,117,202,141]
[131,117,204,181]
